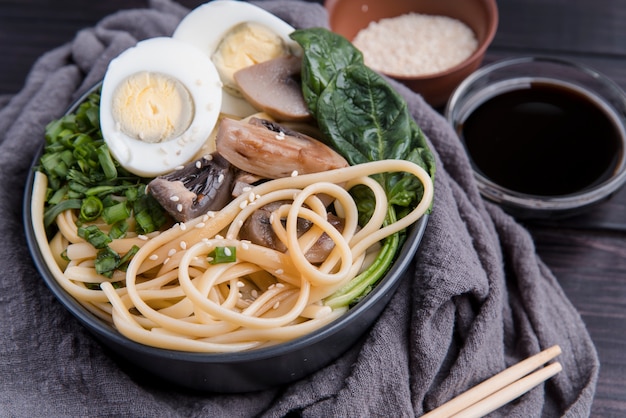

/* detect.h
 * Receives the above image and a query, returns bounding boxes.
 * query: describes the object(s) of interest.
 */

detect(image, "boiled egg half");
[173,0,300,118]
[100,36,222,177]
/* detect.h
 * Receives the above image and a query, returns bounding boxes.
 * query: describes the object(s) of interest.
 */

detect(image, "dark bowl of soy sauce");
[445,56,626,219]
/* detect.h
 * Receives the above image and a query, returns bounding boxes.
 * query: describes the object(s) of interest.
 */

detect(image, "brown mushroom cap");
[233,55,311,122]
[216,117,349,179]
[147,153,237,222]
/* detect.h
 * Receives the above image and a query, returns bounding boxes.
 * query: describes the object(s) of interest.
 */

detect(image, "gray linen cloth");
[0,0,599,416]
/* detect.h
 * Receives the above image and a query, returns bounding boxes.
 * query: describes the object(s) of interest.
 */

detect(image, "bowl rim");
[445,55,626,214]
[23,84,430,365]
[324,0,499,81]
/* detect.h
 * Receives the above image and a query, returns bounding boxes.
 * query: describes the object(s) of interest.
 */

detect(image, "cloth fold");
[0,1,598,416]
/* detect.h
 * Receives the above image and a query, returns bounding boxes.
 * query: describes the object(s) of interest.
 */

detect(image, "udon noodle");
[32,159,433,352]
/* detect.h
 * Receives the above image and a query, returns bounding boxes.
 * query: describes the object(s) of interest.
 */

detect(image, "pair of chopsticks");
[422,345,562,418]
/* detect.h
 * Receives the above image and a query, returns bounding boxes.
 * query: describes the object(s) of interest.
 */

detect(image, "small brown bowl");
[324,0,498,107]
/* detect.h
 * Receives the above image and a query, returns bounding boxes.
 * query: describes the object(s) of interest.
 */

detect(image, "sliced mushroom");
[239,201,345,264]
[234,55,311,121]
[216,117,349,179]
[147,153,236,222]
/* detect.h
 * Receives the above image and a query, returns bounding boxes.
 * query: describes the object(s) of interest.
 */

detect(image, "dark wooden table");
[2,1,625,416]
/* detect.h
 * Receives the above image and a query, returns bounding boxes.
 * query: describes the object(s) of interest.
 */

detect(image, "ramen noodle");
[32,158,433,352]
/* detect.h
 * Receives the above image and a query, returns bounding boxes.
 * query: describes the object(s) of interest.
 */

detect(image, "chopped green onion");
[208,246,237,264]
[38,89,170,279]
[108,221,129,240]
[80,195,103,222]
[47,185,69,205]
[102,201,131,224]
[78,225,112,249]
[95,247,120,278]
[96,144,117,180]
[117,245,140,272]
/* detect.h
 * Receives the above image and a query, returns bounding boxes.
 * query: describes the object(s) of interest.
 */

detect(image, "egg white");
[100,36,222,177]
[172,0,300,118]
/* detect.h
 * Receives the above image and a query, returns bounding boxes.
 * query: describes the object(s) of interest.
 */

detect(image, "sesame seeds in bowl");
[325,0,499,107]
[353,13,479,78]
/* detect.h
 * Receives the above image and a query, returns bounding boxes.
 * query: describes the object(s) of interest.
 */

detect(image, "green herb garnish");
[208,246,237,264]
[38,90,169,278]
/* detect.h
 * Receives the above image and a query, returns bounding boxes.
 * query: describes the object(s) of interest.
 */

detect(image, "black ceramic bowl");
[23,87,429,393]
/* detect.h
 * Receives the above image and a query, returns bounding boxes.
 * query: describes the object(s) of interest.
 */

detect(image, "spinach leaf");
[289,28,363,114]
[292,28,435,218]
[291,28,435,307]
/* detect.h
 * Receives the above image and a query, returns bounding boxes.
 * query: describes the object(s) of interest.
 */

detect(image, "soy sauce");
[459,81,624,196]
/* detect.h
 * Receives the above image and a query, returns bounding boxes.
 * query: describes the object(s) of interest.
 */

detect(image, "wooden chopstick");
[450,361,562,418]
[422,345,562,418]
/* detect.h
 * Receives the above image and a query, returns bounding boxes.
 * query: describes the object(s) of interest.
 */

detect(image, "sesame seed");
[242,186,252,192]
[276,283,285,288]
[169,195,180,202]
[163,257,170,265]
[273,301,280,309]
[204,154,213,161]
[218,174,224,183]
[248,191,255,202]
[168,249,177,257]
[251,289,258,298]
[237,220,244,227]
[176,203,183,212]
[175,165,185,170]
[215,234,224,240]
[149,254,158,261]
[291,170,298,177]
[239,200,248,209]
[138,234,148,241]
[269,214,275,224]
[195,222,205,229]
[224,247,232,257]
[180,241,187,250]
[236,281,244,288]
[206,211,215,218]
[353,12,478,77]
[241,241,250,250]
[275,269,284,275]
[180,223,187,231]
[196,161,202,169]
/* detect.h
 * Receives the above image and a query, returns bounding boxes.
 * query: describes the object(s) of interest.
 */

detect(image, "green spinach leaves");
[291,28,435,307]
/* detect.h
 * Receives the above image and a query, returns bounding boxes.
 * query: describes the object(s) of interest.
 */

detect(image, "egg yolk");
[212,22,288,96]
[112,71,194,143]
